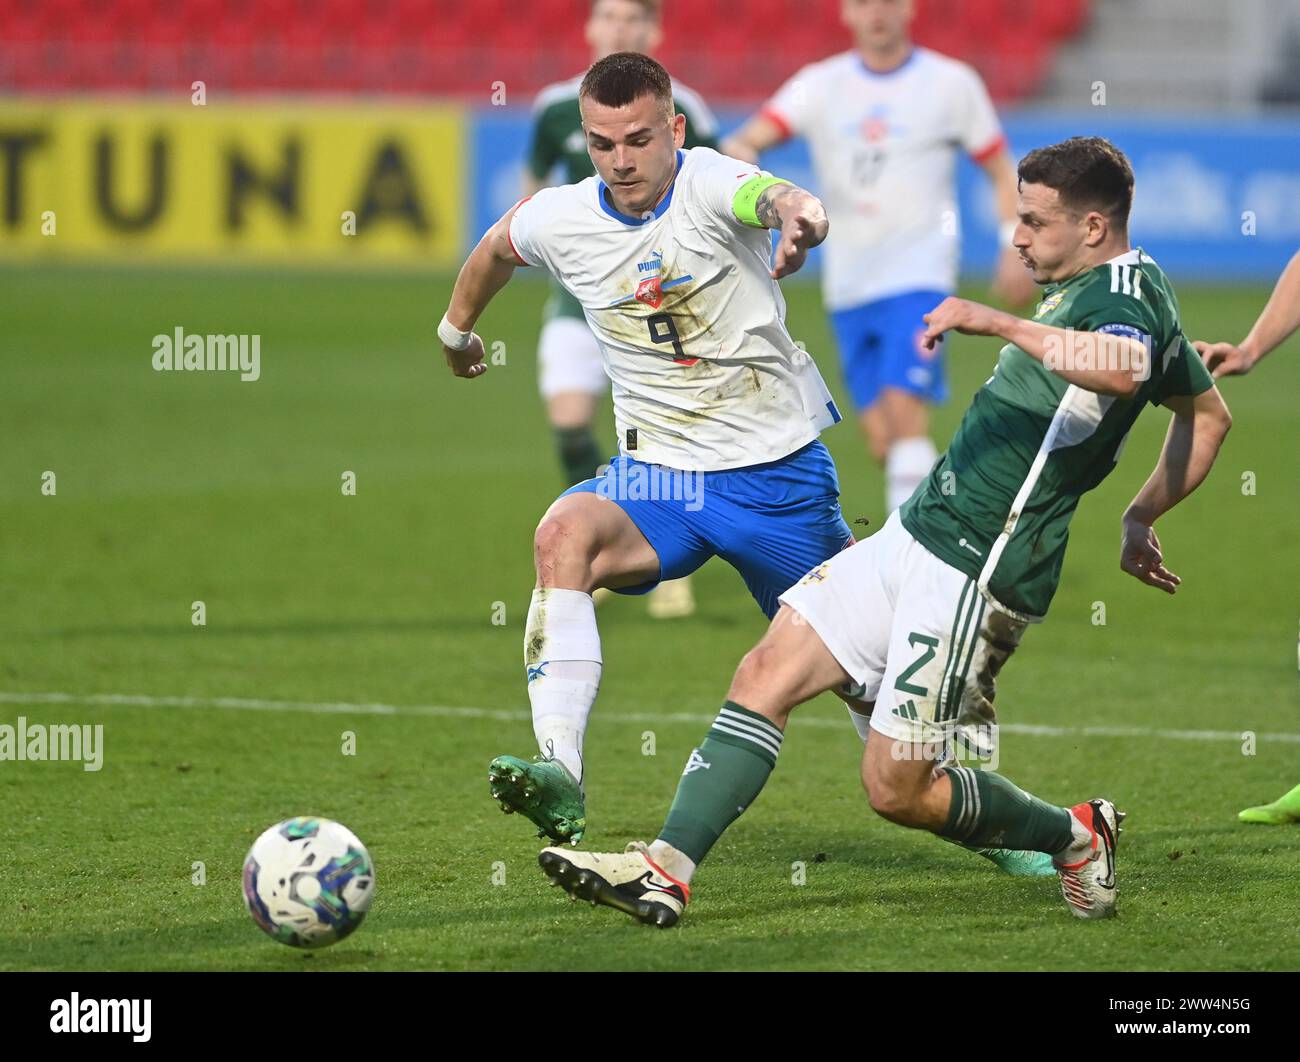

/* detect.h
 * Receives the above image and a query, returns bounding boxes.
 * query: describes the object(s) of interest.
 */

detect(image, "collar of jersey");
[857,48,918,79]
[1050,246,1146,292]
[597,150,684,226]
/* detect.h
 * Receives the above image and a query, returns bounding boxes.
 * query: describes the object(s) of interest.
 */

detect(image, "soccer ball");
[242,817,375,948]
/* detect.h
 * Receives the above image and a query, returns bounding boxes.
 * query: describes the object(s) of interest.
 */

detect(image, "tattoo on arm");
[754,185,788,229]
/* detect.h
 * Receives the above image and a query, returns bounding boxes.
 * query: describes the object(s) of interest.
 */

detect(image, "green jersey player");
[524,0,718,620]
[536,137,1234,926]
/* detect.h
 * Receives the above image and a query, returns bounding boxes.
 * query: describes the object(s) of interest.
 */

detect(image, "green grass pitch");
[1,264,1296,971]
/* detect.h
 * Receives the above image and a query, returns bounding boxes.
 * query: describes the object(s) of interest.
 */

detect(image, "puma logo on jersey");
[527,662,549,683]
[683,749,711,775]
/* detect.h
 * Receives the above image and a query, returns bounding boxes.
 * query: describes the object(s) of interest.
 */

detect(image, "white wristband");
[438,313,473,351]
[999,220,1018,247]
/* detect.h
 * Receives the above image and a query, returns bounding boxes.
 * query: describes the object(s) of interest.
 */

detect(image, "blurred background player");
[523,0,719,618]
[1194,249,1300,826]
[723,0,1035,515]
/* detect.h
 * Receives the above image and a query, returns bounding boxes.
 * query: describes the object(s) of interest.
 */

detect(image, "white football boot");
[539,841,689,927]
[1053,798,1124,919]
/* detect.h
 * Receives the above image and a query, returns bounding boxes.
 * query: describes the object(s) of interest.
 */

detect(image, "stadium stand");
[0,0,1090,103]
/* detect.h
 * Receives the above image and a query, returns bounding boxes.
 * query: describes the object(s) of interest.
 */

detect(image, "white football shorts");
[779,510,1026,747]
[538,316,608,399]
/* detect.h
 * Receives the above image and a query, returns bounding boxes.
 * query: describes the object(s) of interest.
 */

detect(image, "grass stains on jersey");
[900,248,1215,620]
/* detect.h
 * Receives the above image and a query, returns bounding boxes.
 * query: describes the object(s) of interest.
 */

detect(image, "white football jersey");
[763,48,1005,310]
[509,147,841,473]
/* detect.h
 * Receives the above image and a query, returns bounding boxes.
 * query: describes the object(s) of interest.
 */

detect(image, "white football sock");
[524,588,601,789]
[648,839,697,885]
[886,435,938,513]
[845,703,873,743]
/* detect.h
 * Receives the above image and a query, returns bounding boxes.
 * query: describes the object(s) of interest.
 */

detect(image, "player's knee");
[533,511,597,583]
[728,642,791,720]
[730,641,774,693]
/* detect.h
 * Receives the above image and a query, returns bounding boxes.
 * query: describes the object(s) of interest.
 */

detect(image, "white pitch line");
[0,690,1297,745]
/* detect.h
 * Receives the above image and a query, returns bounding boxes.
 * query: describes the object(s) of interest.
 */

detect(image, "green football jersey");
[526,74,719,321]
[900,248,1215,620]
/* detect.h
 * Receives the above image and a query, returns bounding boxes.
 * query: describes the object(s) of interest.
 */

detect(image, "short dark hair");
[1018,136,1135,230]
[579,51,673,118]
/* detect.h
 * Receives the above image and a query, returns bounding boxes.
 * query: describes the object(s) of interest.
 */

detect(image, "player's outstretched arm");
[1194,249,1300,377]
[1119,387,1232,594]
[921,296,1148,398]
[753,183,829,280]
[439,206,524,380]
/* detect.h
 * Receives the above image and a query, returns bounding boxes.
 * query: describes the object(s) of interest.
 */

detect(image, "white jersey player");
[523,0,719,620]
[725,0,1035,513]
[438,51,854,847]
[510,148,842,472]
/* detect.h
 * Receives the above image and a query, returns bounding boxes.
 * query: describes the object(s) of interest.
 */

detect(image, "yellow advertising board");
[0,99,466,267]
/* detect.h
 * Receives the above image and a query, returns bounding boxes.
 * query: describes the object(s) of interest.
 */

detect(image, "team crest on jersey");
[1035,290,1066,318]
[861,115,890,142]
[635,275,664,309]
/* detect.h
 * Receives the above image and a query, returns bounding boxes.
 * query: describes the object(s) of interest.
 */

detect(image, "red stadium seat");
[0,0,1091,100]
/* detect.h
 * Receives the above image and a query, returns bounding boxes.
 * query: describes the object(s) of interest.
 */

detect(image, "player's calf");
[861,735,952,830]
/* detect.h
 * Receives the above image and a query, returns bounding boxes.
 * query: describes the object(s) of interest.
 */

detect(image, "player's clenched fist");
[444,333,488,379]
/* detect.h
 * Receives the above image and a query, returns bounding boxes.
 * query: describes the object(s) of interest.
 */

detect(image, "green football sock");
[555,426,602,487]
[940,766,1074,854]
[658,701,783,866]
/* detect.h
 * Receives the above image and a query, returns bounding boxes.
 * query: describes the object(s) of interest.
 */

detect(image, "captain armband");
[731,175,792,229]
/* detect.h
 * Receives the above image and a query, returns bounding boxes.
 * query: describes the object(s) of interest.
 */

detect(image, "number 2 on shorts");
[894,632,939,696]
